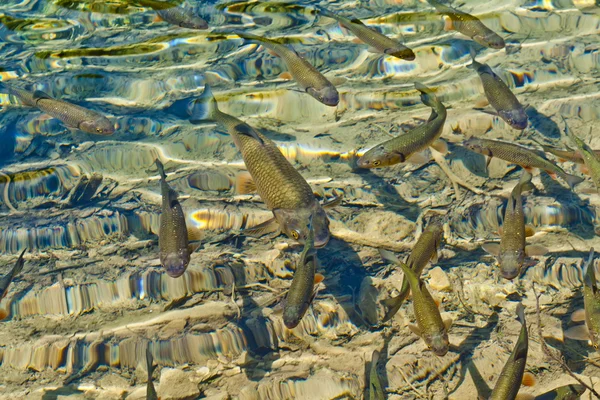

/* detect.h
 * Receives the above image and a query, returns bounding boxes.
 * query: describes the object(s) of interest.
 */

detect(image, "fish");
[233,31,339,106]
[563,118,600,192]
[0,249,26,299]
[369,350,386,400]
[468,50,528,130]
[188,84,331,247]
[489,303,529,400]
[426,0,505,49]
[146,347,158,400]
[156,159,191,278]
[318,8,414,60]
[380,221,443,322]
[0,83,114,135]
[533,140,585,164]
[283,215,319,329]
[481,171,548,280]
[519,384,587,400]
[462,137,584,190]
[140,0,208,29]
[357,83,447,168]
[379,249,450,356]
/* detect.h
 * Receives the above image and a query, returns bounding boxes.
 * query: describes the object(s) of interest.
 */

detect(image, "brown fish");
[146,347,158,400]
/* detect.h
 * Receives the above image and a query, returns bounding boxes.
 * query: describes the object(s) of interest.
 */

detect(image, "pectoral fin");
[33,90,53,101]
[431,139,448,154]
[525,244,548,257]
[233,123,264,145]
[241,217,280,238]
[236,171,257,195]
[322,192,343,208]
[571,308,587,322]
[521,372,536,387]
[405,150,430,164]
[564,324,590,341]
[188,241,202,254]
[379,249,402,265]
[481,243,500,257]
[524,224,535,237]
[408,323,422,337]
[430,250,439,264]
[443,317,453,331]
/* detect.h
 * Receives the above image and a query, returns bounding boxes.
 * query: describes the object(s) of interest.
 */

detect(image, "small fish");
[146,347,158,400]
[533,141,585,164]
[156,159,190,278]
[369,350,385,400]
[188,85,331,247]
[233,31,339,106]
[283,216,319,329]
[141,0,208,29]
[379,250,450,356]
[380,221,443,322]
[489,303,529,400]
[357,83,447,168]
[0,83,114,135]
[481,171,548,280]
[563,118,600,192]
[318,9,414,60]
[518,384,586,400]
[462,137,584,190]
[427,0,505,49]
[0,249,26,299]
[468,50,528,130]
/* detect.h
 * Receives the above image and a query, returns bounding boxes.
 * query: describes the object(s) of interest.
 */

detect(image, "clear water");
[0,0,600,399]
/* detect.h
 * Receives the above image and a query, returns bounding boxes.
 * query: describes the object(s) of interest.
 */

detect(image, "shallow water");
[1,0,600,399]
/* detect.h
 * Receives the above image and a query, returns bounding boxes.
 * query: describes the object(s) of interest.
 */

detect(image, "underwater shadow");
[448,143,488,179]
[526,107,560,139]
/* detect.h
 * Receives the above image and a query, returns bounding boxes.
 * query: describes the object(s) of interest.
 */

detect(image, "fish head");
[388,47,416,61]
[306,85,339,107]
[356,145,403,168]
[499,108,528,130]
[282,302,308,329]
[274,205,330,248]
[461,137,490,156]
[79,117,115,135]
[423,330,449,356]
[474,33,505,50]
[161,250,190,278]
[498,249,525,280]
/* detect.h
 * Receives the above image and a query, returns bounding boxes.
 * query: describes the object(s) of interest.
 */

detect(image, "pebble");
[158,368,201,400]
[428,267,452,291]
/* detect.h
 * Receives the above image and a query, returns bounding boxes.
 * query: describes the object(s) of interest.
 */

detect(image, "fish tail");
[12,248,26,278]
[516,303,525,325]
[414,82,441,108]
[155,159,167,180]
[188,84,220,123]
[146,346,155,375]
[467,47,478,69]
[518,170,534,192]
[561,172,584,190]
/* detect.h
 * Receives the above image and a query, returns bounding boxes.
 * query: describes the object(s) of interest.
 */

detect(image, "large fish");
[482,171,548,280]
[357,83,447,168]
[369,350,385,400]
[318,9,414,60]
[156,159,191,278]
[519,384,586,400]
[462,137,584,190]
[146,347,158,400]
[427,0,505,49]
[563,118,600,192]
[489,303,529,400]
[380,221,443,322]
[0,249,26,299]
[468,51,528,130]
[283,216,318,329]
[0,83,114,135]
[140,0,208,29]
[564,249,600,349]
[233,31,339,106]
[379,250,450,356]
[188,85,331,247]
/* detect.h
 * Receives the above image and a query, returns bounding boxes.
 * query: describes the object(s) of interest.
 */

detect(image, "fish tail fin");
[12,248,26,278]
[518,170,534,193]
[516,303,526,325]
[414,82,441,108]
[467,47,477,69]
[562,172,584,190]
[155,159,167,180]
[146,346,155,375]
[380,294,406,323]
[188,84,220,123]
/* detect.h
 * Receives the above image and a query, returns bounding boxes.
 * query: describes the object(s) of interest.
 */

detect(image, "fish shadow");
[363,330,393,398]
[526,107,561,139]
[448,143,488,178]
[41,386,85,400]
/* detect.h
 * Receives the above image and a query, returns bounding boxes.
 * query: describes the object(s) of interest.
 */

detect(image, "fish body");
[380,250,449,356]
[427,0,504,49]
[534,384,586,400]
[0,249,25,299]
[156,159,190,278]
[1,84,114,135]
[357,83,447,168]
[468,54,527,130]
[536,143,585,164]
[142,0,208,29]
[146,347,158,400]
[188,85,331,247]
[369,350,385,400]
[583,248,600,349]
[381,221,443,322]
[462,137,583,189]
[489,303,528,400]
[283,217,318,329]
[319,9,414,60]
[563,119,600,192]
[234,31,339,106]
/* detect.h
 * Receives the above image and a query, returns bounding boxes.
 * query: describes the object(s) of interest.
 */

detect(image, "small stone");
[158,368,201,400]
[428,267,451,291]
[98,374,129,391]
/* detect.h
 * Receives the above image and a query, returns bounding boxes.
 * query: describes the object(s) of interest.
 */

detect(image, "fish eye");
[96,128,103,133]
[291,230,300,240]
[373,160,381,167]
